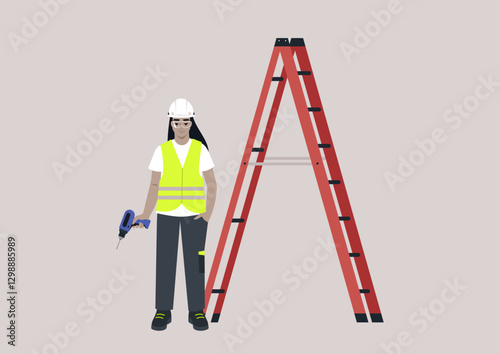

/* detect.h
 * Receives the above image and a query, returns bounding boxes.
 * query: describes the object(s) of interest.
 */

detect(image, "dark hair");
[167,117,209,150]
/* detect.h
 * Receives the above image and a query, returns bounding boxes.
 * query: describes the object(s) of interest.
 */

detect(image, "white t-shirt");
[149,139,214,217]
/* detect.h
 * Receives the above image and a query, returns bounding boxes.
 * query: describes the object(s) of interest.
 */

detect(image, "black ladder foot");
[370,313,384,323]
[355,313,368,323]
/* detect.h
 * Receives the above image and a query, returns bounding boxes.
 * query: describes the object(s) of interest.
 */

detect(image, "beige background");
[1,0,499,353]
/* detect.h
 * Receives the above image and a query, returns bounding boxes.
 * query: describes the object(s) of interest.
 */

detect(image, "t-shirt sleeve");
[199,145,215,172]
[148,146,163,172]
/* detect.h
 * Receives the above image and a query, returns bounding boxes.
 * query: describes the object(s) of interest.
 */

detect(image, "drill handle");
[132,219,151,229]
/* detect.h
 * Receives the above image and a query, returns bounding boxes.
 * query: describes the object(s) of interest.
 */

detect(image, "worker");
[132,98,217,331]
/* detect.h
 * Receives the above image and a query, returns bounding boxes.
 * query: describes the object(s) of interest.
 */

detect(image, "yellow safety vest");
[156,139,206,213]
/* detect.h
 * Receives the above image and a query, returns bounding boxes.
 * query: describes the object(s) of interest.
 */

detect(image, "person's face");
[171,118,192,138]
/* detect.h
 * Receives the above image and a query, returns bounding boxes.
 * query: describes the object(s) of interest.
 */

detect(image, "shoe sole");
[151,316,172,331]
[188,317,209,331]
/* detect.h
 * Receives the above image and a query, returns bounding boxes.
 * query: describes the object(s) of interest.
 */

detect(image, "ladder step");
[308,107,321,112]
[318,144,331,148]
[232,218,245,223]
[339,216,351,221]
[370,313,384,323]
[355,313,368,323]
[211,313,220,323]
[252,147,265,152]
[360,289,370,294]
[272,77,284,81]
[349,253,360,257]
[298,71,311,75]
[329,180,341,185]
[212,289,225,294]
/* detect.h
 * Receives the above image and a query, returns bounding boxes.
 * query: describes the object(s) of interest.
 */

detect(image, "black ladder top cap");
[275,38,290,46]
[290,38,305,46]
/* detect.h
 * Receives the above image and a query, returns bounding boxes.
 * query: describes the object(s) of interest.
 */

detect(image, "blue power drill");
[116,209,151,250]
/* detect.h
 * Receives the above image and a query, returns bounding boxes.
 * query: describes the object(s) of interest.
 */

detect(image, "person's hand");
[194,212,210,222]
[132,213,149,228]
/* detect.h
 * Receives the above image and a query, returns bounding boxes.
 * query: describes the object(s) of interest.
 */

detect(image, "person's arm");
[133,171,161,228]
[194,168,217,222]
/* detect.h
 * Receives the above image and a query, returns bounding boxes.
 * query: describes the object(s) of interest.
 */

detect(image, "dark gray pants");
[156,214,208,312]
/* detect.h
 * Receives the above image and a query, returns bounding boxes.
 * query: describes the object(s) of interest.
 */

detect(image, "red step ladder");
[205,38,383,323]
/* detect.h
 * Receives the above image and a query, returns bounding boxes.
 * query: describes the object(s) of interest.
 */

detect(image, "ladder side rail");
[281,45,367,319]
[212,64,290,320]
[205,46,282,311]
[295,45,383,320]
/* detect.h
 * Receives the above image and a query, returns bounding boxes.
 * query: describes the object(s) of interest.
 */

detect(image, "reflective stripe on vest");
[156,139,206,213]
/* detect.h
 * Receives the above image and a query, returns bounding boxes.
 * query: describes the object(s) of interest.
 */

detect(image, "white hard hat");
[167,98,195,118]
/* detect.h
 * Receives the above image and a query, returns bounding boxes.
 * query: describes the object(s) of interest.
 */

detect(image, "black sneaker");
[151,310,171,331]
[188,310,209,331]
